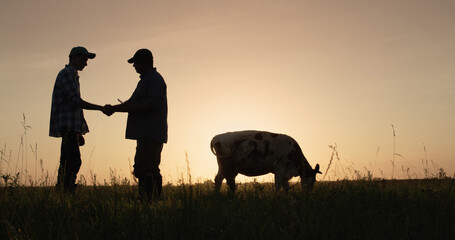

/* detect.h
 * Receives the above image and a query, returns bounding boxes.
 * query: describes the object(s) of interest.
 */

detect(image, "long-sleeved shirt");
[49,65,88,137]
[125,67,168,143]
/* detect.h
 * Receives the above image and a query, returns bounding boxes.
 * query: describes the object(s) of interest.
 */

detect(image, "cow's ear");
[315,164,322,174]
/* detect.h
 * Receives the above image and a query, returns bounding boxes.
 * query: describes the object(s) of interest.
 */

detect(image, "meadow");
[1,118,454,239]
[1,178,454,240]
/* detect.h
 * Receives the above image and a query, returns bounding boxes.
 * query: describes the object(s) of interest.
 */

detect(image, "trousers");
[56,130,82,192]
[134,139,163,199]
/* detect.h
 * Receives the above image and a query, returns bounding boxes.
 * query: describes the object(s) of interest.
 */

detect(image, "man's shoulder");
[145,68,162,78]
[56,65,76,81]
[143,68,165,84]
[58,65,76,75]
[152,69,165,83]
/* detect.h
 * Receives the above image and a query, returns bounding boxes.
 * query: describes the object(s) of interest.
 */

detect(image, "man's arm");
[80,99,104,111]
[104,73,166,115]
[59,71,105,112]
[104,101,150,114]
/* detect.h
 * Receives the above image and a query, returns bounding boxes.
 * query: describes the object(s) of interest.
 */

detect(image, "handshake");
[102,104,115,116]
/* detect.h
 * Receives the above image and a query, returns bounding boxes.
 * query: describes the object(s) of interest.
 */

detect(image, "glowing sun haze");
[1,0,454,184]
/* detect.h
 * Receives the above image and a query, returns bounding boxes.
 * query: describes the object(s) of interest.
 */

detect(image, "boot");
[138,177,147,199]
[145,175,155,200]
[153,173,163,199]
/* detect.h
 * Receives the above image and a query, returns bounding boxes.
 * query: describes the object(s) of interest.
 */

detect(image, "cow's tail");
[210,138,220,156]
[210,137,230,158]
[210,137,244,158]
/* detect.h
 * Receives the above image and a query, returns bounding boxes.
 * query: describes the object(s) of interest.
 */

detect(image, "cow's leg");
[215,169,224,192]
[226,175,236,192]
[282,178,290,192]
[274,169,285,192]
[274,176,283,192]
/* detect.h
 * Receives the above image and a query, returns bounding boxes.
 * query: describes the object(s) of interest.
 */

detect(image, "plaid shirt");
[49,65,89,137]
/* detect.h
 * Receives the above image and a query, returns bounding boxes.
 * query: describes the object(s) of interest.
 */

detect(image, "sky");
[1,0,454,185]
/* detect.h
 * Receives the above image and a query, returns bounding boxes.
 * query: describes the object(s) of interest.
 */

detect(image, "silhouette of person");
[104,49,168,200]
[50,46,109,193]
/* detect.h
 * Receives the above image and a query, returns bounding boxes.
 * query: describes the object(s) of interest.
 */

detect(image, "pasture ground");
[1,179,454,239]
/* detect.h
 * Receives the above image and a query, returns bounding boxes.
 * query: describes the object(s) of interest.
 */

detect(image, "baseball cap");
[128,49,153,63]
[69,46,96,59]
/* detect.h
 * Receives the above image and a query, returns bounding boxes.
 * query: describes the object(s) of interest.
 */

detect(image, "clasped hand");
[102,105,115,116]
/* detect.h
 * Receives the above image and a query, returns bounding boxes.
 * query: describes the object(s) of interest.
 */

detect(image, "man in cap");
[104,49,168,200]
[50,46,107,193]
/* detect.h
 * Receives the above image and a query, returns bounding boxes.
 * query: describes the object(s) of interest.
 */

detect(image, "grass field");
[1,178,454,239]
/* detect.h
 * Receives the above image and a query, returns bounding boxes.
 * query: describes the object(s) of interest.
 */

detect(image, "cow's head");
[301,164,322,190]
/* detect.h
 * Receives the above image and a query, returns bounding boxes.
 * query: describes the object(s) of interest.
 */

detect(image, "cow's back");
[211,130,260,158]
[212,130,303,177]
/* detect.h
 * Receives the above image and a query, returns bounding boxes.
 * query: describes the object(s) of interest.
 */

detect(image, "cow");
[210,130,322,192]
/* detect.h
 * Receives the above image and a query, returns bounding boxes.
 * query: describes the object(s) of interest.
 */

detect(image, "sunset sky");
[1,0,454,185]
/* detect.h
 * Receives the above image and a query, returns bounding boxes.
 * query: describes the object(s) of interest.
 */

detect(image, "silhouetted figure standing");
[104,49,168,200]
[50,46,106,193]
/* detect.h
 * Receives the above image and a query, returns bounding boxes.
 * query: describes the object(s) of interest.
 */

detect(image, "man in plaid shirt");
[50,46,107,193]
